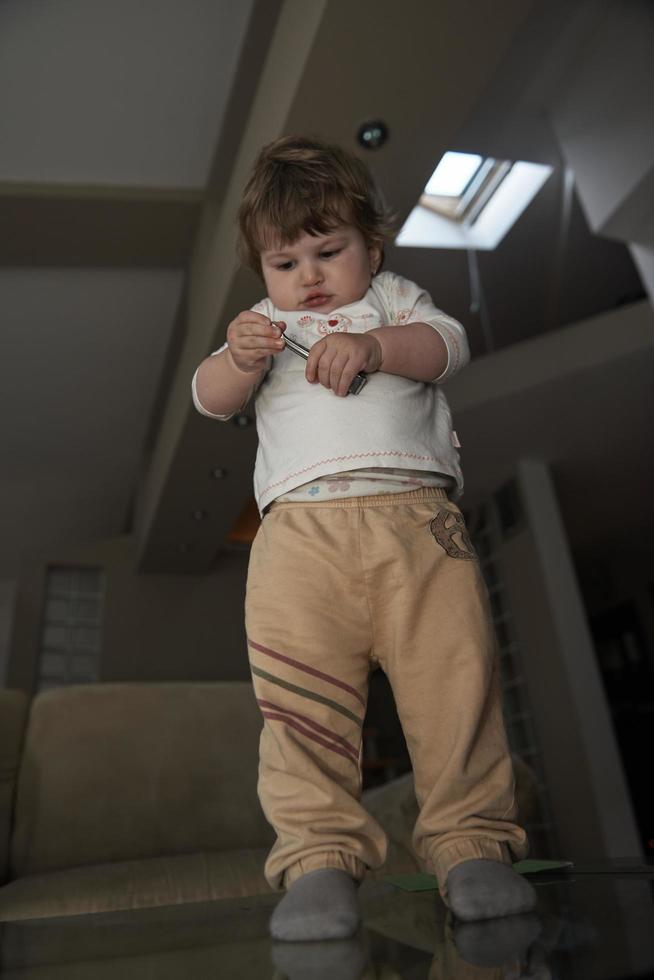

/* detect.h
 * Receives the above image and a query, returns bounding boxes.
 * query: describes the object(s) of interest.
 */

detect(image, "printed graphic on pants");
[429,507,477,561]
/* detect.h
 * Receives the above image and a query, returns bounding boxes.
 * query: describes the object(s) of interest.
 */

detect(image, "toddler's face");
[260,224,381,314]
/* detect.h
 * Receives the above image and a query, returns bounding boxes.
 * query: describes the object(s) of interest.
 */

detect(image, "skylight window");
[397,150,553,251]
[424,152,482,197]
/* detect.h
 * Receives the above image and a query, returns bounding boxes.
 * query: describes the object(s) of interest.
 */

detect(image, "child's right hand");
[226,311,286,374]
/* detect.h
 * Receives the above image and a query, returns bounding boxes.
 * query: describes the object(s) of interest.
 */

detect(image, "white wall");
[7,536,252,692]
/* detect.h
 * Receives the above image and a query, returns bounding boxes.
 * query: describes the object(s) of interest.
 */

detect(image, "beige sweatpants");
[245,488,528,902]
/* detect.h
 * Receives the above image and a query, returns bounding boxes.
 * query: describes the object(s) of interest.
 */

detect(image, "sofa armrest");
[0,689,30,884]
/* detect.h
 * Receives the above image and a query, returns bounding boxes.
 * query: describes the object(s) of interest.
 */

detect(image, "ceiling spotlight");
[210,467,228,479]
[357,120,389,150]
[192,509,208,521]
[233,414,253,428]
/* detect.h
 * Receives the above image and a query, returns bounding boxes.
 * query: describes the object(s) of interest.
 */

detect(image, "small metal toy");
[283,333,368,396]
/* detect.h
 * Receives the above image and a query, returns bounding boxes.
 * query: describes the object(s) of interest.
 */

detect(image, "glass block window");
[467,497,558,859]
[37,566,104,691]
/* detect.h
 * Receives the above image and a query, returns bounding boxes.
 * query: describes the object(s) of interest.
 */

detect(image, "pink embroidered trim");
[393,310,462,376]
[261,451,451,497]
[435,320,462,373]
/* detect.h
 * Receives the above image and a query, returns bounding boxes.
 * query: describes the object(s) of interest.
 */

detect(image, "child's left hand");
[305,333,382,397]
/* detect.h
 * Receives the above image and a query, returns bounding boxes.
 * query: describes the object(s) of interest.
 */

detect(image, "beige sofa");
[0,682,538,976]
[0,682,429,924]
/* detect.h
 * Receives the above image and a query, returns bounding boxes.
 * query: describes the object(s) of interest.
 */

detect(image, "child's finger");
[317,348,343,390]
[330,354,352,396]
[235,322,283,346]
[237,334,285,354]
[238,309,272,326]
[305,338,327,382]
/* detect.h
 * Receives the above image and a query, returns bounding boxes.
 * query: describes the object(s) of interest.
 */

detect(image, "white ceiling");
[1,268,183,573]
[0,0,254,186]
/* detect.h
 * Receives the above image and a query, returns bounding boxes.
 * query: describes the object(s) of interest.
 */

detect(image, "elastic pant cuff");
[428,838,512,903]
[283,852,367,889]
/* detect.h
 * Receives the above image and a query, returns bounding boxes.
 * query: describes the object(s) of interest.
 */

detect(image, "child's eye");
[276,261,294,271]
[320,249,341,259]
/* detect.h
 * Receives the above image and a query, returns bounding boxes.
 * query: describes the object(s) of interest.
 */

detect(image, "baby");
[193,136,536,941]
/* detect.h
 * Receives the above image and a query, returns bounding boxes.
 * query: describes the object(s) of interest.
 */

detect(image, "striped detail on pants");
[256,699,359,765]
[249,638,366,707]
[248,637,364,767]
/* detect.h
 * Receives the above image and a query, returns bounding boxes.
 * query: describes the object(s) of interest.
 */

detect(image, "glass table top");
[1,864,654,978]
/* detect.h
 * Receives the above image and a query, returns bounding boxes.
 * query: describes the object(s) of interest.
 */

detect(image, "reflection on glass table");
[1,865,654,979]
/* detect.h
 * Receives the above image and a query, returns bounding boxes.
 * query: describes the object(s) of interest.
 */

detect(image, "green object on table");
[385,859,573,891]
[514,859,573,874]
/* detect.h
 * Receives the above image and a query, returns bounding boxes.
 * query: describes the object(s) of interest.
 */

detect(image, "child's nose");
[300,261,323,285]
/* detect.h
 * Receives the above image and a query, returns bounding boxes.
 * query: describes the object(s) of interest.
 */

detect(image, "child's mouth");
[303,293,331,308]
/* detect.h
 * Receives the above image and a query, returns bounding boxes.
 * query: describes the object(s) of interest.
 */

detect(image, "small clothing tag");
[452,431,461,448]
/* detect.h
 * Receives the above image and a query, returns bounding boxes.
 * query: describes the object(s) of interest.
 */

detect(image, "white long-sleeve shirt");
[192,271,470,514]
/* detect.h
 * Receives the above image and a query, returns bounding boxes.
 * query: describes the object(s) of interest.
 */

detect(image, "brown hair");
[237,135,396,275]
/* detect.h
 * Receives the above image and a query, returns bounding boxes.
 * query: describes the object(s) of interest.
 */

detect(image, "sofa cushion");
[0,848,272,921]
[10,683,274,877]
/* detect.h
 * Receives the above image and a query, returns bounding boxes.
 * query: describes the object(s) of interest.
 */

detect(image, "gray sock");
[446,859,537,922]
[454,912,542,967]
[270,868,361,941]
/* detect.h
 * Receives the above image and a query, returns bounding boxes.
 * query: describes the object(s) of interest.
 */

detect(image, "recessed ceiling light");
[357,119,389,150]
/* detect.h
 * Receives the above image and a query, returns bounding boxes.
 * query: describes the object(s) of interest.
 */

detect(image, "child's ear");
[368,243,382,276]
